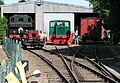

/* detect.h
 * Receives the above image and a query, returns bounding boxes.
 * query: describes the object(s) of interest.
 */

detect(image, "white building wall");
[60,5,69,12]
[44,13,74,40]
[35,5,44,31]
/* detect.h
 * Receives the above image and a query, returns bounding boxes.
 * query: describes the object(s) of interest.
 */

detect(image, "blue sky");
[4,0,91,7]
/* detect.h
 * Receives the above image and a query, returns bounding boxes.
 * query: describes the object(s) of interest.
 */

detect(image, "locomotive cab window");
[50,22,55,27]
[65,22,70,27]
[11,17,14,22]
[57,22,62,26]
[18,17,24,22]
[28,17,31,22]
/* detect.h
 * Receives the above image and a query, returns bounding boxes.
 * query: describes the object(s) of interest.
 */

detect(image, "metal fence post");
[19,41,22,61]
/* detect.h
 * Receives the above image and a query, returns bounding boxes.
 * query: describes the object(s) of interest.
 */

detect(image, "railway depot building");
[1,0,94,39]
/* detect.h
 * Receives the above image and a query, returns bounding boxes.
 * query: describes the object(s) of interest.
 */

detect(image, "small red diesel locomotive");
[7,14,44,48]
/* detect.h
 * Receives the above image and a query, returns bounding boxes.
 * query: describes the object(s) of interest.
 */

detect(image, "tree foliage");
[88,0,110,19]
[0,0,4,5]
[0,17,7,40]
[0,0,4,13]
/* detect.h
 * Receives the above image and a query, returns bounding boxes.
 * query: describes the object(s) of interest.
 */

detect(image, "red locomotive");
[7,14,45,48]
[80,17,105,42]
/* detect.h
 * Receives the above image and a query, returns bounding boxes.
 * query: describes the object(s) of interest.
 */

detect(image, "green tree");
[88,0,110,19]
[0,17,7,40]
[0,0,4,4]
[0,0,4,13]
[109,0,120,42]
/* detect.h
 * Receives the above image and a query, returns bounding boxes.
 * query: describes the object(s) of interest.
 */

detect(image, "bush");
[0,17,7,40]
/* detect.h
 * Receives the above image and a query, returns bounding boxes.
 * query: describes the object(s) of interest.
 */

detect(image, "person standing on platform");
[74,30,79,45]
[39,31,44,41]
[43,32,47,45]
[18,26,24,42]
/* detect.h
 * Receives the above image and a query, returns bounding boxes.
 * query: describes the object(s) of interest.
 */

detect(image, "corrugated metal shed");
[1,1,93,13]
[43,1,92,13]
[1,0,93,38]
[1,2,35,13]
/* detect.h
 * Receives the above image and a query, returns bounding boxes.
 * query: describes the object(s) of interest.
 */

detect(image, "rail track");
[67,44,120,83]
[25,45,119,83]
[94,44,120,82]
[28,49,70,83]
[28,48,80,83]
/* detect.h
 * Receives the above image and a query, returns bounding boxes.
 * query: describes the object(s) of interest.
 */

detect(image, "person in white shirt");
[74,30,79,45]
[43,32,47,44]
[18,27,23,33]
[18,27,24,41]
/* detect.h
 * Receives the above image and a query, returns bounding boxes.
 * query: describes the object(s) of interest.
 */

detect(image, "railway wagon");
[80,17,103,42]
[49,20,74,44]
[7,14,44,48]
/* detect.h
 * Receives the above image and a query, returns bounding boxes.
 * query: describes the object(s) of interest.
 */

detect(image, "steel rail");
[63,55,117,83]
[69,46,85,82]
[67,45,117,83]
[42,48,117,83]
[94,45,113,76]
[55,46,80,83]
[27,50,70,83]
[95,44,120,82]
[93,45,113,77]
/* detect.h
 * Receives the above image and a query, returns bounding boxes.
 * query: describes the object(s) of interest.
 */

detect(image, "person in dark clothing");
[74,30,79,45]
[113,33,118,45]
[25,30,29,40]
[18,27,24,44]
[82,34,87,44]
